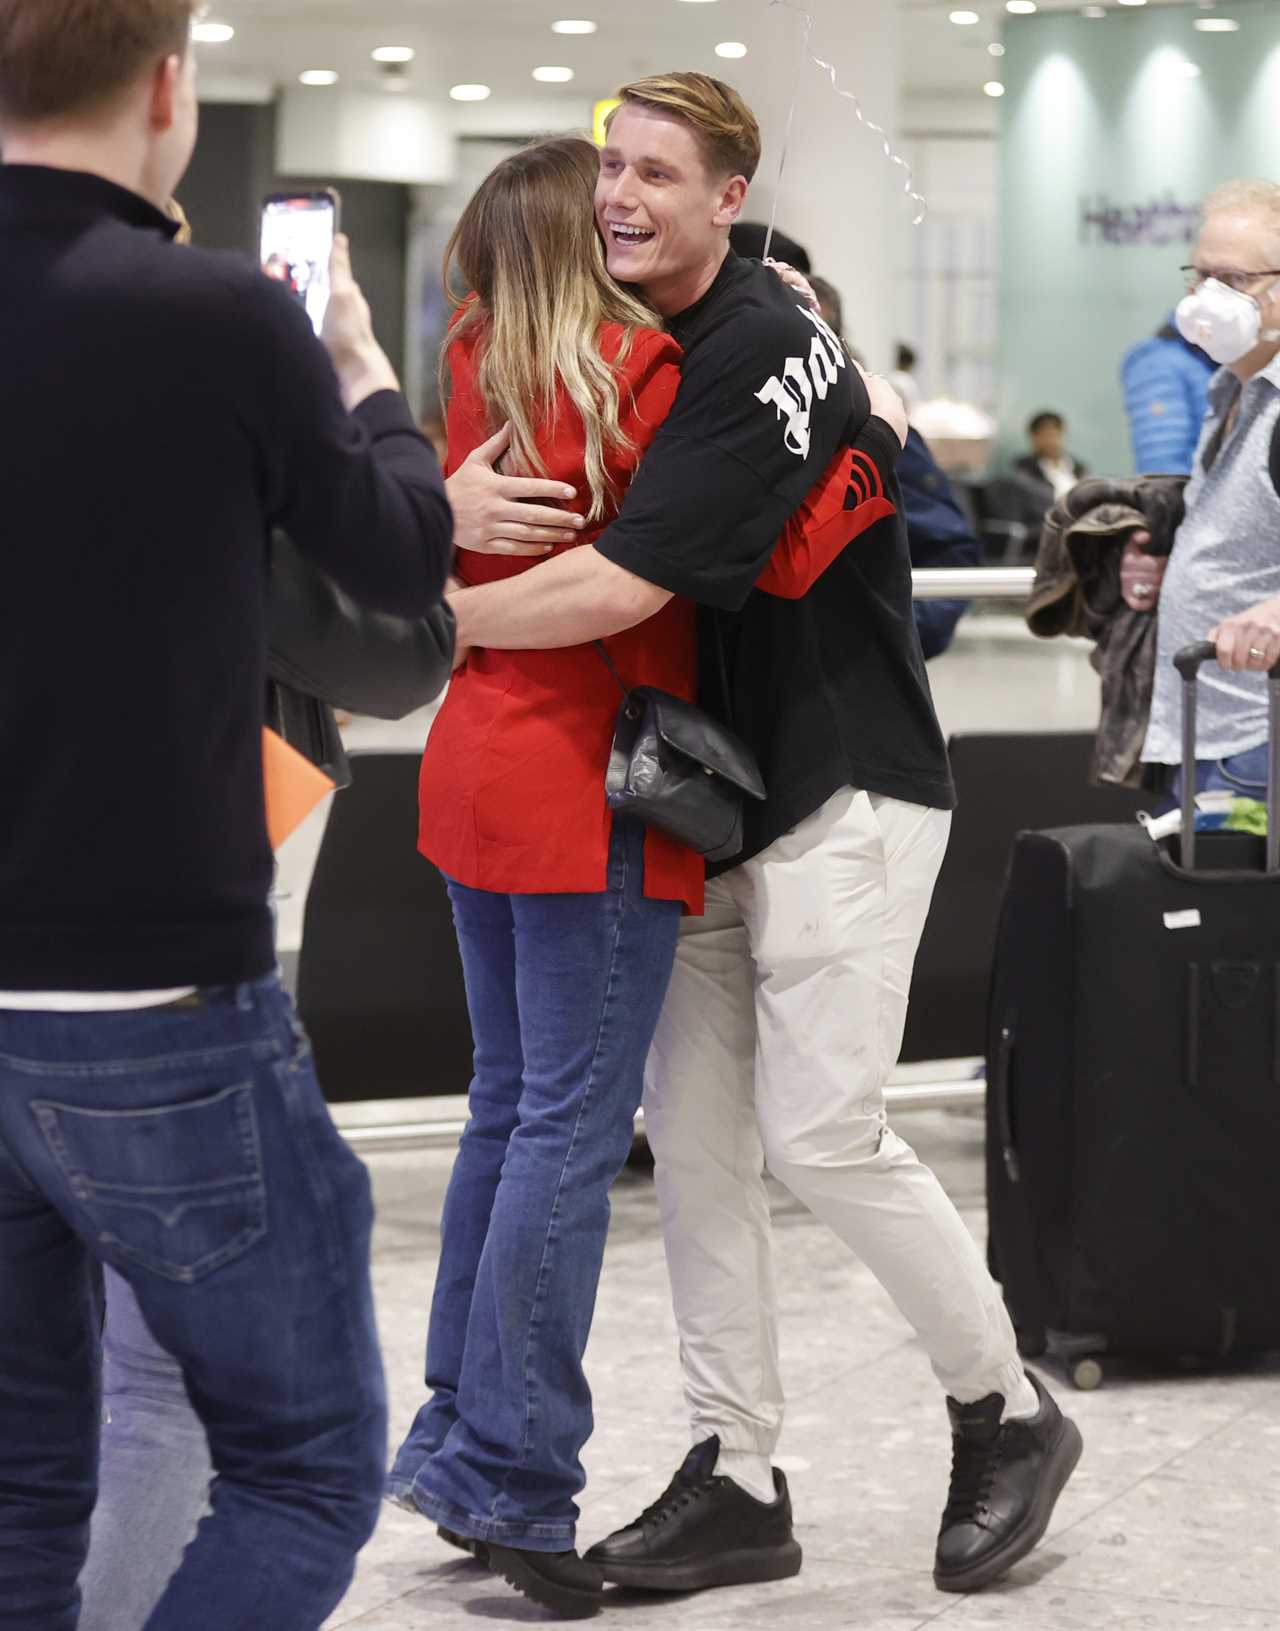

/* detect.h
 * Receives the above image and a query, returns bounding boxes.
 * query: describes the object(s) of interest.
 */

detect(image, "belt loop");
[234,982,255,1012]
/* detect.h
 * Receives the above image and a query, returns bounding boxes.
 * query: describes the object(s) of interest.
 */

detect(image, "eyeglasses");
[1181,266,1280,295]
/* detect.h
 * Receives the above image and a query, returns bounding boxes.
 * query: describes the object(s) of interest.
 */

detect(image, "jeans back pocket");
[32,1082,268,1284]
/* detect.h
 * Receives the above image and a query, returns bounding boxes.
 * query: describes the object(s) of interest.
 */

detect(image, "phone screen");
[259,192,338,337]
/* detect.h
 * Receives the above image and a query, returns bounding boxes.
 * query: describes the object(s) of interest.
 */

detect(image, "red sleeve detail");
[754,446,897,600]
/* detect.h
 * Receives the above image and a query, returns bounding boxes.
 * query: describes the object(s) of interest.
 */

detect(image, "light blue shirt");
[1143,352,1280,764]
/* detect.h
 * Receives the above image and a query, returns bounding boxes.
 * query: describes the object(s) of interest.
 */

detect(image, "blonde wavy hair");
[442,134,656,523]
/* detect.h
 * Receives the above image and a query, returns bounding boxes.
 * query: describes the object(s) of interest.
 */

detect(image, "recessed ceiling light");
[1116,0,1147,7]
[1193,16,1240,28]
[983,80,1007,96]
[551,18,598,32]
[372,46,415,63]
[1007,1,1037,12]
[988,42,1007,56]
[533,66,575,82]
[1081,4,1107,14]
[950,9,980,23]
[299,69,340,86]
[450,84,492,101]
[716,41,749,59]
[192,21,234,44]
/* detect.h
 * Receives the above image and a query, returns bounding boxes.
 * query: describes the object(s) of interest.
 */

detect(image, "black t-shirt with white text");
[595,252,955,871]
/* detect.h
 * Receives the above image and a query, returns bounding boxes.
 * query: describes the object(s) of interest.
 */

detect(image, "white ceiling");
[194,0,1223,115]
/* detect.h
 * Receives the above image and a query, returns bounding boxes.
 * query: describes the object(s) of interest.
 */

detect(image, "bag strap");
[1270,414,1280,502]
[595,614,735,726]
[594,640,630,700]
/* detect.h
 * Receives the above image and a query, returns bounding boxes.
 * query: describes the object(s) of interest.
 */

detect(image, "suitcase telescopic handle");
[1174,640,1280,873]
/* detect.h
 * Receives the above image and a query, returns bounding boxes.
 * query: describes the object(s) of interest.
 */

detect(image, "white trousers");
[643,787,1025,1460]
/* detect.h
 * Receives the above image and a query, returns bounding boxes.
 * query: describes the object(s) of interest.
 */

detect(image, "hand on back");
[446,425,587,556]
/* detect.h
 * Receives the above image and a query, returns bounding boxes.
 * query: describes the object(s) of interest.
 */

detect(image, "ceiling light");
[192,21,234,44]
[1116,0,1147,7]
[716,41,749,59]
[1193,16,1240,29]
[988,42,1007,56]
[1006,1,1037,12]
[551,18,598,32]
[450,83,492,101]
[950,10,980,24]
[299,69,339,86]
[372,46,415,63]
[983,80,1007,96]
[1081,4,1107,14]
[533,66,575,82]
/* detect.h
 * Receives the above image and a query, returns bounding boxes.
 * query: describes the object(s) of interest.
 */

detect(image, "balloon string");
[763,6,814,264]
[764,0,928,231]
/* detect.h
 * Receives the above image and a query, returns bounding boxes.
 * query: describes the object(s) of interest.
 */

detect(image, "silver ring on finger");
[1250,646,1267,661]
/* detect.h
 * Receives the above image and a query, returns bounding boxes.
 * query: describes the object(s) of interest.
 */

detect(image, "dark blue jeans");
[388,821,681,1550]
[0,975,386,1631]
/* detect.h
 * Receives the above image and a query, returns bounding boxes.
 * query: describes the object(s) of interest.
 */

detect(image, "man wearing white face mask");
[1128,179,1280,799]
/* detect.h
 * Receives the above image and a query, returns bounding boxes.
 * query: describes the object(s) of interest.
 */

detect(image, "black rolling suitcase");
[986,641,1280,1390]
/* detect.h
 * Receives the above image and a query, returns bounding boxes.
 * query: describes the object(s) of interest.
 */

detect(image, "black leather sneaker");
[438,1525,488,1565]
[485,1545,604,1620]
[934,1371,1083,1593]
[584,1436,803,1592]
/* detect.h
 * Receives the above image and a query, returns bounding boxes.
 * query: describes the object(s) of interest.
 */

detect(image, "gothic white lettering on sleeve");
[754,302,849,461]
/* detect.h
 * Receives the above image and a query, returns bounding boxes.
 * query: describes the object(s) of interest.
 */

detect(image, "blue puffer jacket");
[898,427,980,659]
[1120,319,1216,477]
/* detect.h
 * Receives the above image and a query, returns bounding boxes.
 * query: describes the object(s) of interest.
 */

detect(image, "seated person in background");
[889,340,921,417]
[1126,179,1280,801]
[1015,410,1088,506]
[813,276,978,659]
[1121,312,1216,476]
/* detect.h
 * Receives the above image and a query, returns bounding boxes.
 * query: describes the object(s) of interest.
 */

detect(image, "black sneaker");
[438,1525,489,1566]
[485,1545,604,1620]
[584,1436,803,1592]
[934,1372,1083,1593]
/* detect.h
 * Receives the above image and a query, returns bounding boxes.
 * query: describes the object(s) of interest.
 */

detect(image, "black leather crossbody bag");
[596,622,765,864]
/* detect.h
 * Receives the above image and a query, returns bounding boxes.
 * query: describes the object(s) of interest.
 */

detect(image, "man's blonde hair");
[614,72,761,183]
[1203,180,1280,237]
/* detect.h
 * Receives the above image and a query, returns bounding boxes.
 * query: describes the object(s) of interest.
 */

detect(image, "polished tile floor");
[325,1110,1280,1630]
[308,626,1279,1627]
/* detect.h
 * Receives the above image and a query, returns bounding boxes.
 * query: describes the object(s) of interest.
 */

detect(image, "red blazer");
[418,320,893,914]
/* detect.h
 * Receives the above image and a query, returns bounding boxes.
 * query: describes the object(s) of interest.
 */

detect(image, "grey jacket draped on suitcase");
[1025,475,1187,788]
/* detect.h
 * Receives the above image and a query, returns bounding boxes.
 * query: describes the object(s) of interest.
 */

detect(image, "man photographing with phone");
[0,4,452,1629]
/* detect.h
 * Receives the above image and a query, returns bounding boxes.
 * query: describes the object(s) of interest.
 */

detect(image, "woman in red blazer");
[388,135,894,1617]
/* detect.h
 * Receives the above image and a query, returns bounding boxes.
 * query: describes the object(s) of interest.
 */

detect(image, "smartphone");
[259,189,341,337]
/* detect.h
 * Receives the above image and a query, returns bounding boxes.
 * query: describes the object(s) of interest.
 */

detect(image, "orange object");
[263,727,335,849]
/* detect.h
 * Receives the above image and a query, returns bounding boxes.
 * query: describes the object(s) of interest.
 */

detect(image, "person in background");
[729,218,811,273]
[890,340,921,416]
[1121,311,1216,475]
[813,276,977,658]
[0,3,452,1628]
[1015,411,1088,505]
[1127,180,1280,800]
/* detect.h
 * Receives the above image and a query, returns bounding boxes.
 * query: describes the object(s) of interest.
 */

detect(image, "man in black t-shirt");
[447,73,1079,1603]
